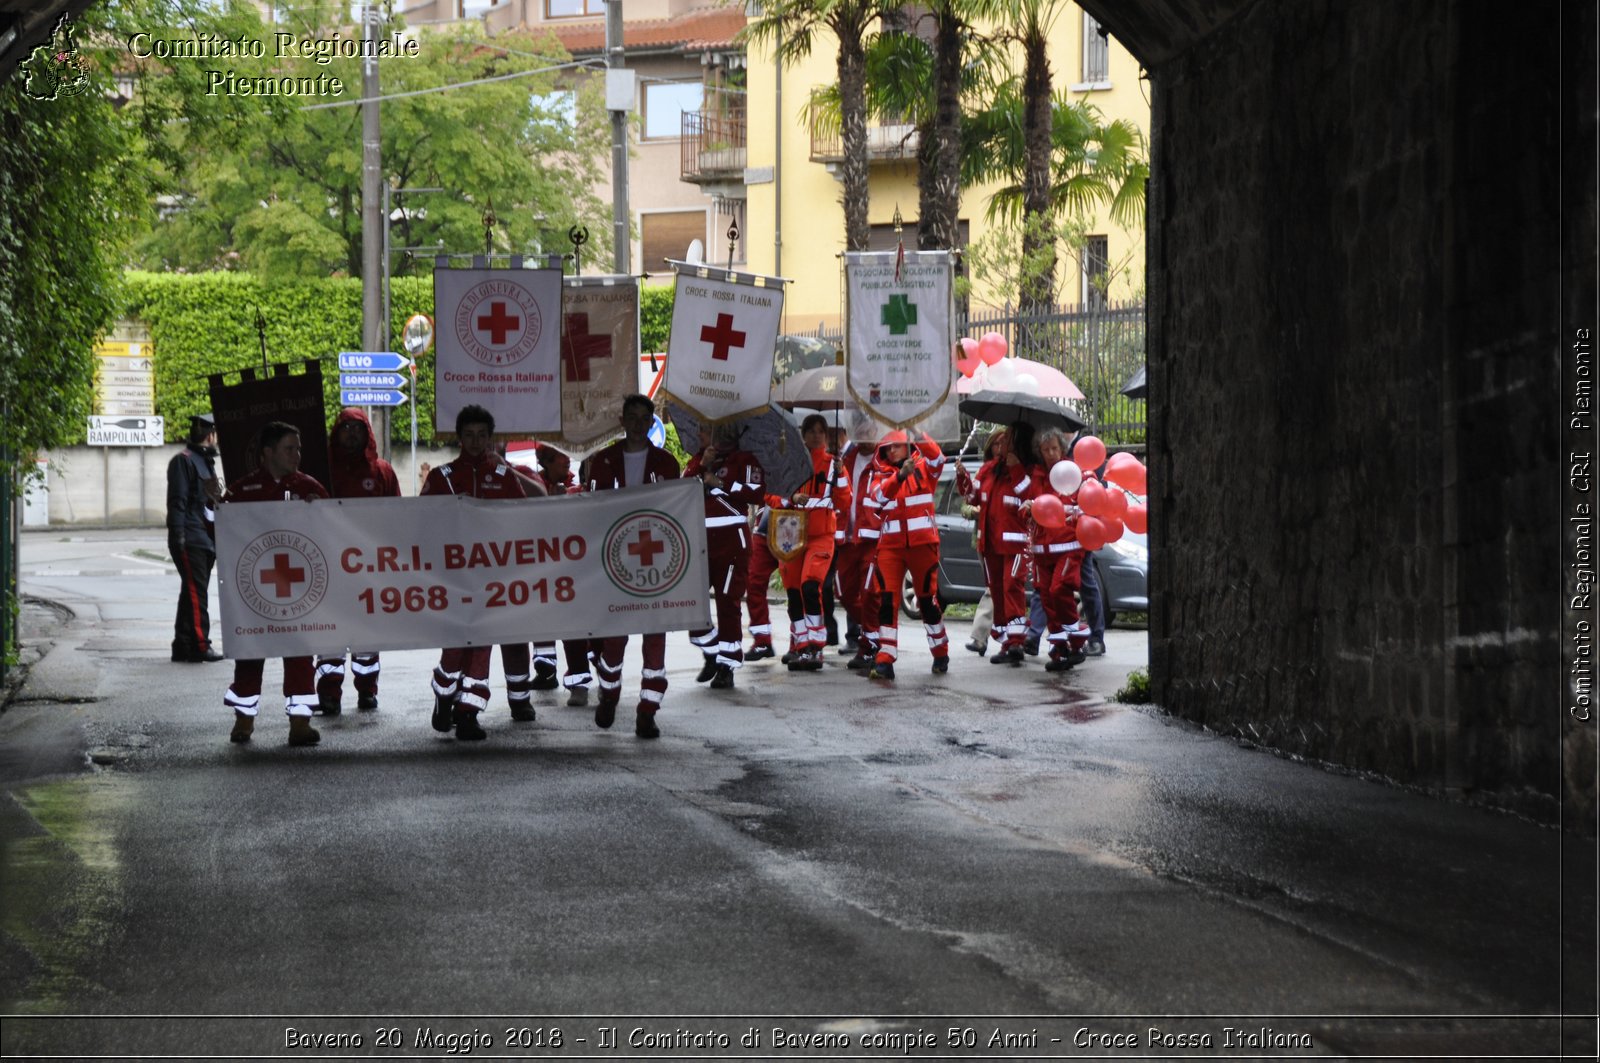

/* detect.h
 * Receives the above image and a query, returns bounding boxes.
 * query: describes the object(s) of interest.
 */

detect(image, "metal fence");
[793,300,1147,444]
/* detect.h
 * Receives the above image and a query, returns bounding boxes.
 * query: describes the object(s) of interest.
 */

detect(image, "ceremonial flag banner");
[216,480,708,659]
[546,276,641,455]
[845,251,955,430]
[434,267,564,433]
[663,264,784,422]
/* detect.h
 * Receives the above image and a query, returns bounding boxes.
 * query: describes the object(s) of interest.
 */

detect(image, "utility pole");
[361,2,389,457]
[604,0,630,274]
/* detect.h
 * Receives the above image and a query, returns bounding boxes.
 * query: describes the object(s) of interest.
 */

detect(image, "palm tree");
[743,0,896,252]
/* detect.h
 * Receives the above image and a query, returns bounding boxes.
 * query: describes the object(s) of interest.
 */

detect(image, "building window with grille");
[1082,234,1109,309]
[1082,13,1110,84]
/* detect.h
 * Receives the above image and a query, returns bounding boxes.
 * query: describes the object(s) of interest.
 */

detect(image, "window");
[641,210,708,270]
[1082,234,1109,309]
[642,80,703,140]
[545,0,603,17]
[1082,13,1109,84]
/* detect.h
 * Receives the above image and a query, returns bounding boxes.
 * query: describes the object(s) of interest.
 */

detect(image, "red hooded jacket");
[326,408,401,499]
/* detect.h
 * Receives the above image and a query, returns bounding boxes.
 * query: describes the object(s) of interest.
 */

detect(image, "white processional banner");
[434,267,564,434]
[662,266,784,423]
[845,251,955,430]
[543,276,641,456]
[216,480,708,659]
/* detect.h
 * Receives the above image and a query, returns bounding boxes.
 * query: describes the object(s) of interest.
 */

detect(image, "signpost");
[337,372,406,390]
[86,416,165,447]
[337,351,412,372]
[339,389,409,407]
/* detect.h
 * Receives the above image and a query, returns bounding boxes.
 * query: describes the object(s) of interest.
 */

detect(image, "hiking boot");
[509,698,536,722]
[357,694,379,711]
[431,694,455,733]
[1023,637,1040,656]
[846,652,874,671]
[788,648,823,672]
[931,655,949,674]
[594,693,618,729]
[781,649,797,665]
[841,626,861,651]
[746,643,776,662]
[453,708,486,741]
[287,716,320,747]
[695,657,718,683]
[1044,655,1074,673]
[229,711,254,744]
[867,662,895,681]
[567,686,589,707]
[531,660,559,690]
[635,710,660,739]
[317,697,341,717]
[990,647,1024,666]
[709,665,735,689]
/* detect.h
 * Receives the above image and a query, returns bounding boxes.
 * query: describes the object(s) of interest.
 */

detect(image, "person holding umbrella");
[955,421,1039,665]
[1023,428,1091,671]
[684,423,766,689]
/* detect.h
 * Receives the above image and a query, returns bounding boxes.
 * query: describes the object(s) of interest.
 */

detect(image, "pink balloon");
[977,331,1008,366]
[1077,478,1109,517]
[955,338,981,377]
[1072,435,1107,472]
[1102,516,1125,544]
[1076,515,1107,552]
[1104,452,1147,494]
[1125,501,1148,534]
[1031,494,1066,529]
[955,356,982,378]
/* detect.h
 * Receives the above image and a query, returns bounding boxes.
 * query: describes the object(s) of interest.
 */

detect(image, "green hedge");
[120,272,675,444]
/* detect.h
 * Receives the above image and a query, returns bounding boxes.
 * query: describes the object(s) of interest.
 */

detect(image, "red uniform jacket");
[960,457,1036,555]
[765,446,851,540]
[326,408,401,499]
[421,452,527,499]
[870,434,945,550]
[684,447,764,557]
[585,442,681,491]
[223,467,327,504]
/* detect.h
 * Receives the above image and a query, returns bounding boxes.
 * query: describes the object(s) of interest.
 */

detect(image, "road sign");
[341,389,409,407]
[339,372,407,390]
[87,415,165,446]
[337,351,412,372]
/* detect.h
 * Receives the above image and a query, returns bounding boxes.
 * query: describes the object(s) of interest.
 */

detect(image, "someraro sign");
[216,480,708,659]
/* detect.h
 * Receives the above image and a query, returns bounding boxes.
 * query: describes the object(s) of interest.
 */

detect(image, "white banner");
[663,267,784,423]
[434,267,564,434]
[845,251,955,430]
[216,480,709,659]
[541,276,640,456]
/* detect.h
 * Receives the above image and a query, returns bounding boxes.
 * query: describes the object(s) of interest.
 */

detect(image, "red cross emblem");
[476,301,521,345]
[628,530,665,567]
[259,553,306,598]
[700,313,746,361]
[562,312,613,382]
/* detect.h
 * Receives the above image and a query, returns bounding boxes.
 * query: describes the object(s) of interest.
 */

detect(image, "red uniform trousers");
[314,651,379,707]
[984,552,1031,651]
[498,643,534,707]
[1034,549,1090,654]
[782,538,836,650]
[432,646,493,714]
[747,535,778,647]
[227,657,318,717]
[690,550,750,667]
[594,634,667,713]
[871,542,948,664]
[855,541,883,658]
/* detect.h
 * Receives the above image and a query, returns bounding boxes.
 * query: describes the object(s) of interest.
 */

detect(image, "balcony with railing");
[809,120,921,167]
[681,89,747,186]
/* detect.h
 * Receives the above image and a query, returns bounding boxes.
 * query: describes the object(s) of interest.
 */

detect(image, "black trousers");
[170,539,215,653]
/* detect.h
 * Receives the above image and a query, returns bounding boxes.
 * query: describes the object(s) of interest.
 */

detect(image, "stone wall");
[1146,0,1576,822]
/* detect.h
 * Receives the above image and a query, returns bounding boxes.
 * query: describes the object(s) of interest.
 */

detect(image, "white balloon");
[1049,459,1083,495]
[985,359,1018,390]
[1014,371,1041,395]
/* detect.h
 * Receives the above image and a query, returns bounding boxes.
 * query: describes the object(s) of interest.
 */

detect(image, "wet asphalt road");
[0,529,1593,1060]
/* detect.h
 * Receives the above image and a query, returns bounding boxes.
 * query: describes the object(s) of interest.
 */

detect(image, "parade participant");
[836,440,884,669]
[421,405,527,740]
[585,394,681,738]
[1024,428,1091,672]
[223,422,327,746]
[167,412,223,663]
[524,444,593,706]
[744,503,779,660]
[314,408,401,715]
[864,429,949,679]
[764,414,851,672]
[955,421,1038,666]
[684,423,765,689]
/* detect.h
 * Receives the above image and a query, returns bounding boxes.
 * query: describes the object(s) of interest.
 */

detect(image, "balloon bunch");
[953,333,1044,396]
[1033,435,1150,549]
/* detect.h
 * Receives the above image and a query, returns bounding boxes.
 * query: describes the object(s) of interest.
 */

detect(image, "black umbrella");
[773,334,839,380]
[774,364,850,409]
[958,390,1086,432]
[1121,366,1147,400]
[666,401,812,493]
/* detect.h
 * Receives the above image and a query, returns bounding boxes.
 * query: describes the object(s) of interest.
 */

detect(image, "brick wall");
[1146,0,1576,822]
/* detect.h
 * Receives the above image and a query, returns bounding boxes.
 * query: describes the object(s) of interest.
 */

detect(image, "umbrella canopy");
[1121,366,1147,400]
[958,390,1087,433]
[773,334,839,380]
[667,401,812,494]
[955,357,1085,400]
[774,364,849,409]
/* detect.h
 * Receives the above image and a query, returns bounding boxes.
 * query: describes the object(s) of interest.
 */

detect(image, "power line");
[300,56,604,111]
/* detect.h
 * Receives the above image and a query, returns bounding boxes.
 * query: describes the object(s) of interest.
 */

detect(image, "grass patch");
[1114,667,1151,704]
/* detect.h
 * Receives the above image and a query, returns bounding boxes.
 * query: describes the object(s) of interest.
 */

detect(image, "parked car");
[894,461,1148,627]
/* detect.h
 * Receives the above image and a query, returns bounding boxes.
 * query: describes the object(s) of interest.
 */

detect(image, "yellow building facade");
[739,5,1149,328]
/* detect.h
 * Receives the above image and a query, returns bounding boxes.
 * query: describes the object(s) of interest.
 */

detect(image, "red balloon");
[1077,478,1109,517]
[1076,515,1107,551]
[1125,501,1148,534]
[1031,494,1066,529]
[1103,452,1137,489]
[1102,516,1125,544]
[955,338,981,378]
[1104,486,1128,519]
[1072,435,1106,472]
[978,331,1008,366]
